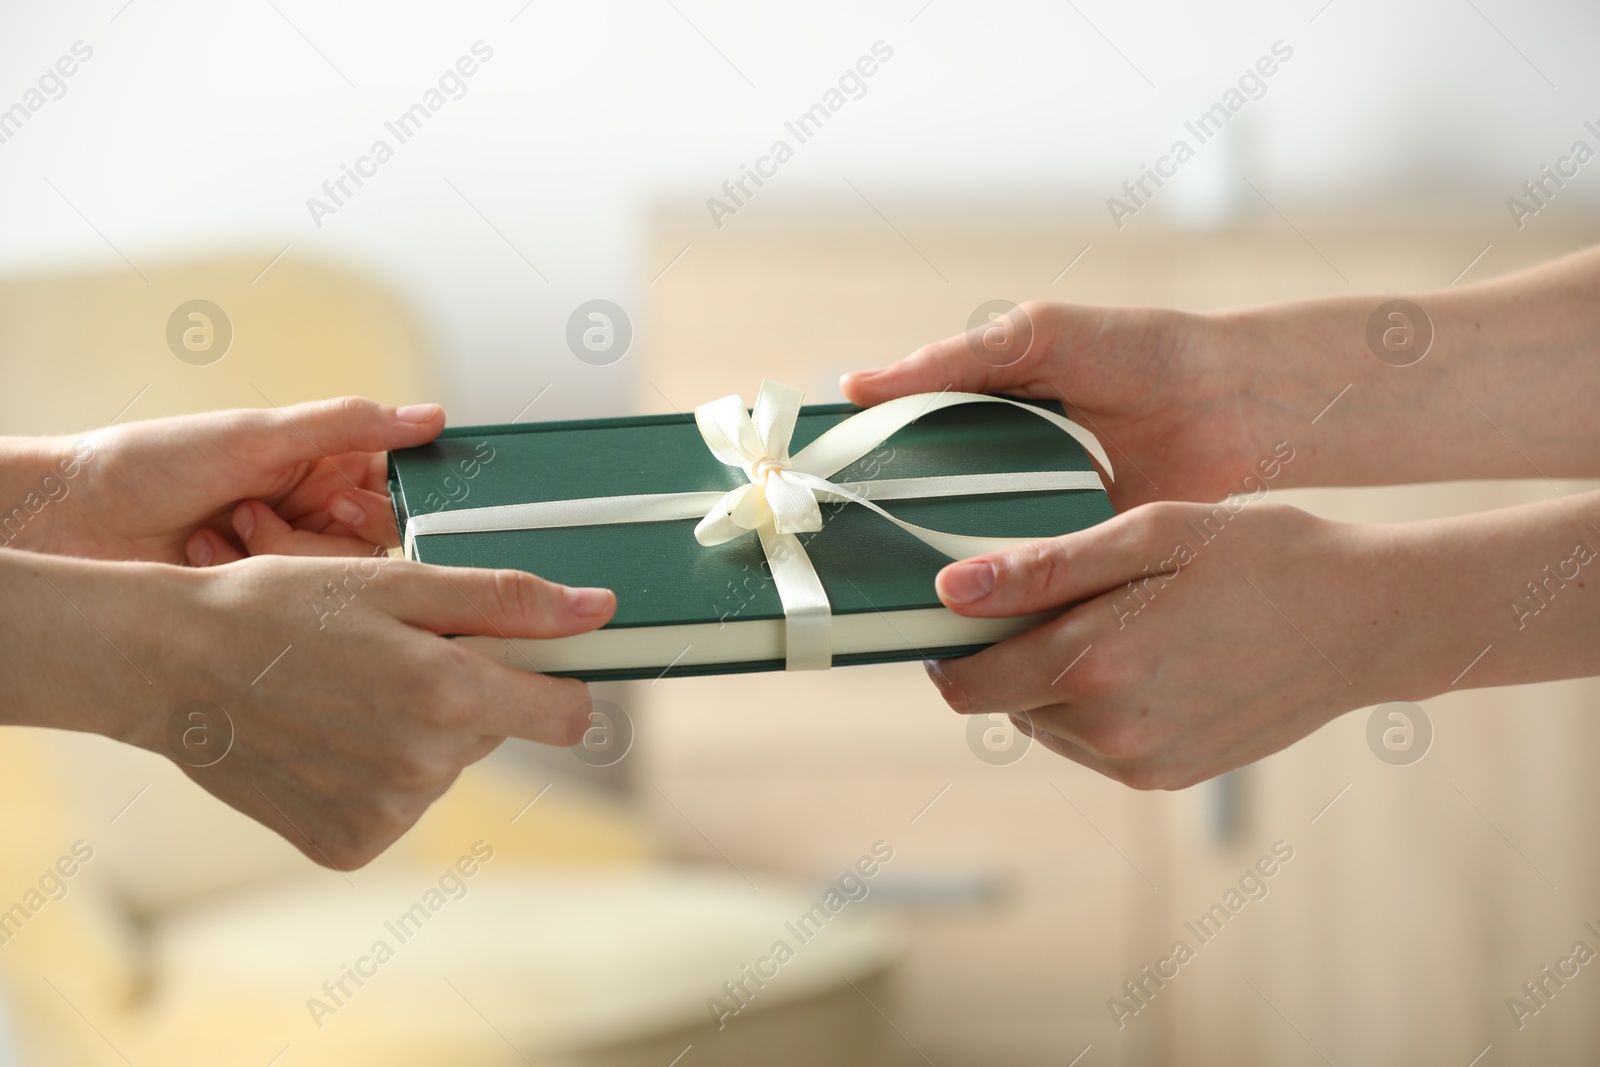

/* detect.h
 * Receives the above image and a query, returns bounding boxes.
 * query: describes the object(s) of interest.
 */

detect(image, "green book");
[388,399,1114,681]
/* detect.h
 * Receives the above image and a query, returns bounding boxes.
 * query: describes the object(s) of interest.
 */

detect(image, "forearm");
[1215,245,1600,487]
[1379,488,1600,699]
[0,546,153,742]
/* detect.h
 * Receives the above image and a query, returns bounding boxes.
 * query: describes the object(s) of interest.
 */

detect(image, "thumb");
[934,505,1174,617]
[246,396,445,464]
[840,303,1053,407]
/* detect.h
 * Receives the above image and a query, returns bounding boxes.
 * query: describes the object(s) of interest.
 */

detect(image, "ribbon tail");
[791,391,1114,485]
[758,524,832,671]
[764,469,823,534]
[793,472,1040,560]
[696,484,762,545]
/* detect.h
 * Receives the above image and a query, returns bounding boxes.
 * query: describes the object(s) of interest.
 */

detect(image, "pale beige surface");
[638,212,1600,1066]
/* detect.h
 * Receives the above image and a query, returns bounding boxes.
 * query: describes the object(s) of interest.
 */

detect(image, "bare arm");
[1218,243,1600,487]
[842,245,1600,787]
[843,244,1600,508]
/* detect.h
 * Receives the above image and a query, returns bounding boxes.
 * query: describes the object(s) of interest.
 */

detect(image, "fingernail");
[232,504,255,543]
[564,586,613,616]
[188,535,213,567]
[842,369,882,385]
[939,560,995,604]
[329,496,365,527]
[396,403,442,424]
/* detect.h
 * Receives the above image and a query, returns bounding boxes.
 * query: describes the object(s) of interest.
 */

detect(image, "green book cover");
[388,398,1114,681]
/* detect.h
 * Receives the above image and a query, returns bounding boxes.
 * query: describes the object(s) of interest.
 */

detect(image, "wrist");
[1413,493,1600,694]
[95,559,216,754]
[1334,518,1463,705]
[0,549,162,742]
[0,434,101,554]
[1209,246,1600,487]
[1206,295,1484,489]
[1338,492,1600,702]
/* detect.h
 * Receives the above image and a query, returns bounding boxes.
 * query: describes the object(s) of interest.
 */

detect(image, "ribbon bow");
[690,381,1112,671]
[694,382,827,545]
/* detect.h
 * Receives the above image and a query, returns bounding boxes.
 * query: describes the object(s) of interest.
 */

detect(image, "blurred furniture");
[639,209,1600,1067]
[0,256,434,435]
[0,258,903,1066]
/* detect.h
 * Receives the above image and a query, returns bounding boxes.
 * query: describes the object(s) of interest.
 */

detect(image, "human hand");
[846,249,1600,496]
[922,501,1437,788]
[18,397,444,565]
[840,302,1275,511]
[838,302,1260,511]
[50,552,615,869]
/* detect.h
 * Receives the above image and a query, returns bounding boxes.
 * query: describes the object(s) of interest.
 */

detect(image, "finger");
[934,502,1184,617]
[1024,705,1210,790]
[185,527,246,567]
[1022,703,1126,764]
[935,622,1179,773]
[840,305,1054,407]
[521,681,598,748]
[377,561,616,640]
[419,624,595,747]
[932,652,1125,779]
[360,450,393,494]
[479,669,595,747]
[1009,710,1120,775]
[459,733,507,766]
[241,396,445,468]
[234,500,386,558]
[326,489,402,548]
[926,614,1095,715]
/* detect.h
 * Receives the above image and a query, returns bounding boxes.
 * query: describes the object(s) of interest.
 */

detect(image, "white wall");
[0,0,1594,422]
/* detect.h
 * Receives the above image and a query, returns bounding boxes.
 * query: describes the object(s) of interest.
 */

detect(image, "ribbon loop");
[693,394,766,469]
[751,380,803,464]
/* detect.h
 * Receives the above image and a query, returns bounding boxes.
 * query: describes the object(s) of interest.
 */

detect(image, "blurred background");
[2,0,1599,1064]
